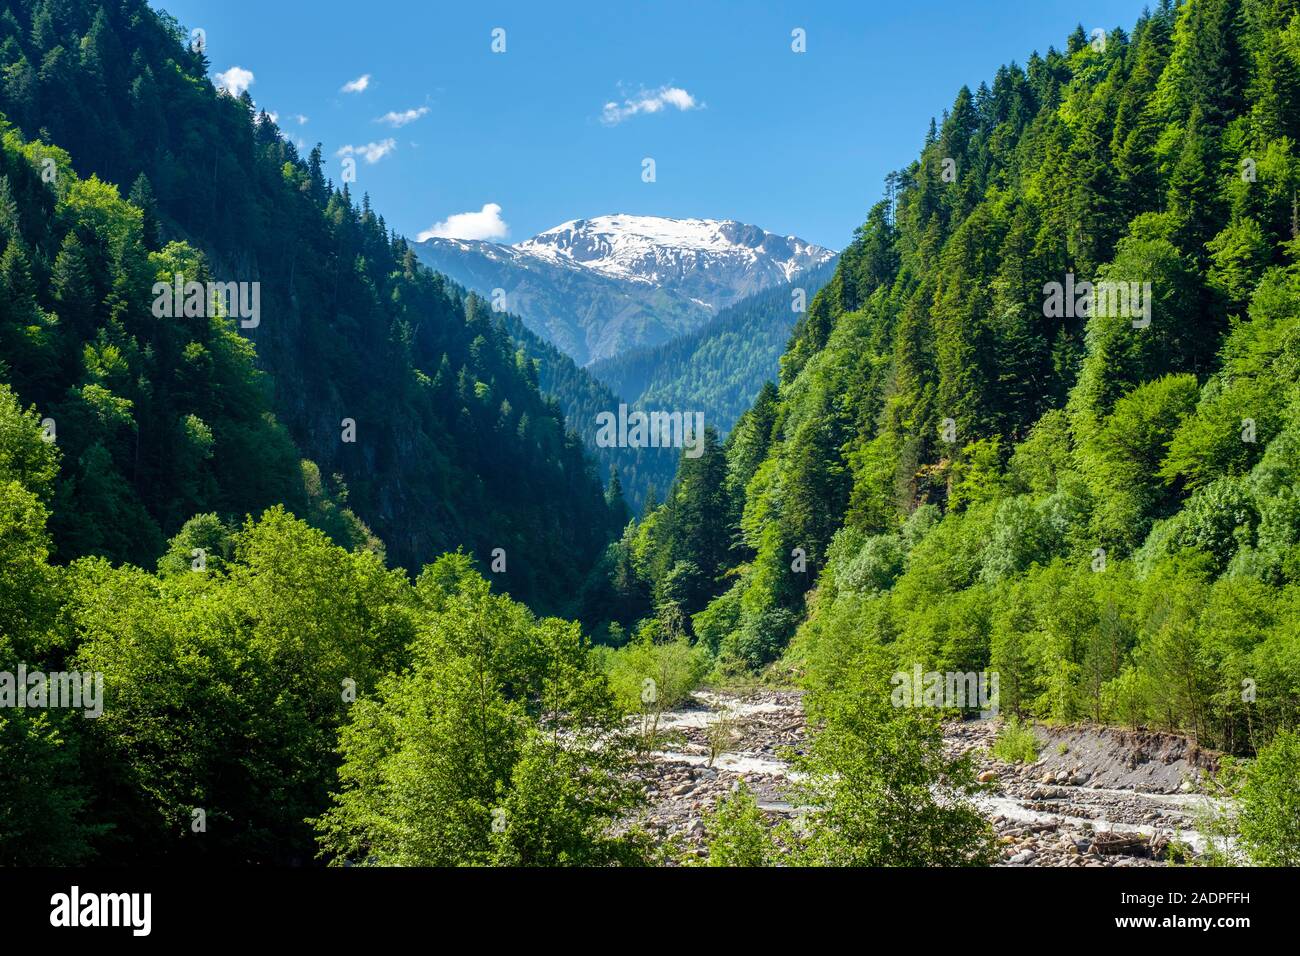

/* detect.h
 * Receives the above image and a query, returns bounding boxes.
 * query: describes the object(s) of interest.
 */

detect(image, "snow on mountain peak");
[413,213,836,364]
[512,215,834,284]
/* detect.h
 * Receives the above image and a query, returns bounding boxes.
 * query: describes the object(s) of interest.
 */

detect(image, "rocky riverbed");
[951,718,1221,867]
[631,689,807,861]
[632,689,1224,866]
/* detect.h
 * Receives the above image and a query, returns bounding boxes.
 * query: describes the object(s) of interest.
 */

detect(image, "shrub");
[605,629,710,750]
[785,648,997,866]
[1238,729,1300,866]
[703,786,773,867]
[992,717,1041,764]
[605,631,709,715]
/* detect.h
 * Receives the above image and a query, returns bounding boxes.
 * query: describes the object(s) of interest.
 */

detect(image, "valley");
[0,0,1296,881]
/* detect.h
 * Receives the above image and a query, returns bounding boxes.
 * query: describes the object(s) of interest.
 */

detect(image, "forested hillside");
[590,0,1300,757]
[498,311,673,513]
[0,0,621,608]
[589,259,837,437]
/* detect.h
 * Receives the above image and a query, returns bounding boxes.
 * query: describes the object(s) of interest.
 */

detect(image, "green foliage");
[0,382,57,497]
[62,506,411,863]
[785,647,997,866]
[314,558,644,866]
[489,733,648,866]
[1197,729,1300,867]
[615,2,1300,729]
[702,785,773,867]
[1081,373,1201,552]
[1138,476,1256,573]
[661,0,1300,779]
[948,436,1006,512]
[156,513,232,576]
[992,717,1041,764]
[1,484,648,868]
[605,630,709,715]
[827,527,906,595]
[1207,218,1270,311]
[0,701,104,864]
[7,0,1300,870]
[1237,729,1300,866]
[500,313,672,514]
[690,582,742,656]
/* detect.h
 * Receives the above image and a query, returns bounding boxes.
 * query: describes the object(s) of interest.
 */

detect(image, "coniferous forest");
[0,0,1298,926]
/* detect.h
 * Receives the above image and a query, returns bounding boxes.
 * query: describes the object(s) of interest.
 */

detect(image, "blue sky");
[151,0,1154,251]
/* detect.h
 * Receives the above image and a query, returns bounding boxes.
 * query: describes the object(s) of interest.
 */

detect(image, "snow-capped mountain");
[414,215,835,365]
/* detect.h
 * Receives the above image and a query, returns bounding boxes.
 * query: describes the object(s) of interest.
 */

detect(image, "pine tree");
[0,175,21,245]
[128,173,159,250]
[604,466,630,529]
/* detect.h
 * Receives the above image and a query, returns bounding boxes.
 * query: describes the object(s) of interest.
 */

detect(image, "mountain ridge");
[589,257,838,435]
[415,214,834,365]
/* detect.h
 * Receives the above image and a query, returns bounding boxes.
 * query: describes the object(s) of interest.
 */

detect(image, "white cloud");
[376,106,430,128]
[336,139,397,164]
[294,114,310,125]
[417,203,509,242]
[214,66,255,97]
[341,74,371,94]
[600,85,700,125]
